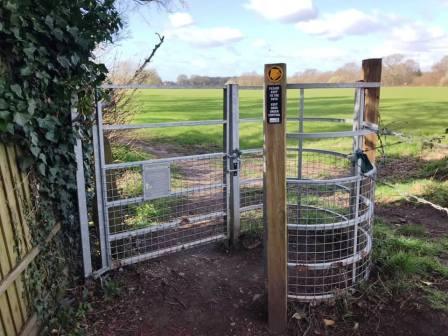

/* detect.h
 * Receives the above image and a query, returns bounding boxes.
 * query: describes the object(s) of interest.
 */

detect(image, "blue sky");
[105,0,448,81]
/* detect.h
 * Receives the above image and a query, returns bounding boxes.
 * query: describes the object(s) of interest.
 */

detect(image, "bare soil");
[376,201,448,238]
[84,200,448,336]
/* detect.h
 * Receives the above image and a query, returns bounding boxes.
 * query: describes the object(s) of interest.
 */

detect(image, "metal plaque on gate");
[143,163,171,200]
[266,85,282,124]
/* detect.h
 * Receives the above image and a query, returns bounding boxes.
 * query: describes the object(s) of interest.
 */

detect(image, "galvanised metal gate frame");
[83,84,252,277]
[79,81,379,282]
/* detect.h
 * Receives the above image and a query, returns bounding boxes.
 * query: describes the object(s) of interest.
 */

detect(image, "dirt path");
[86,245,270,336]
[376,202,448,238]
[88,140,448,335]
[84,237,448,336]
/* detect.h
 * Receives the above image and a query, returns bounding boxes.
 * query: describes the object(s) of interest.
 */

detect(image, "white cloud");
[251,38,268,48]
[376,22,448,66]
[273,46,349,62]
[296,9,398,40]
[167,26,244,48]
[168,12,194,28]
[245,0,317,22]
[390,24,446,53]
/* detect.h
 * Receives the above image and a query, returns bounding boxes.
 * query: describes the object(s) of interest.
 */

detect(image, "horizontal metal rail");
[105,152,225,170]
[288,293,335,301]
[109,211,226,241]
[286,168,376,185]
[240,177,263,185]
[111,234,227,268]
[287,199,373,230]
[103,120,226,130]
[287,128,375,139]
[289,117,351,123]
[101,116,361,132]
[106,183,226,208]
[240,117,353,124]
[287,268,371,302]
[240,148,263,155]
[101,84,226,89]
[287,82,381,89]
[287,228,371,270]
[100,82,380,91]
[240,118,262,123]
[240,203,263,212]
[286,147,349,158]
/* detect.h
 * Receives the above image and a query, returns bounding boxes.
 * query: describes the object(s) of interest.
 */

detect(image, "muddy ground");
[82,199,447,336]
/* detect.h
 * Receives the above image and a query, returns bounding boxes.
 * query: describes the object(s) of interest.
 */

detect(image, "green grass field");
[110,86,448,208]
[118,87,447,157]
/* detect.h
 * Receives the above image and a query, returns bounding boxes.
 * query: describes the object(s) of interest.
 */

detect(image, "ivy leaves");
[0,0,122,330]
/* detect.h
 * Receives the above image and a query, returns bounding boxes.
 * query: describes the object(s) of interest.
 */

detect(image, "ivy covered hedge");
[0,0,122,331]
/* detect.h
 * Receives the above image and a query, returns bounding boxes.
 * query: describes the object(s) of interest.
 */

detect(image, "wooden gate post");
[264,63,287,333]
[362,58,382,163]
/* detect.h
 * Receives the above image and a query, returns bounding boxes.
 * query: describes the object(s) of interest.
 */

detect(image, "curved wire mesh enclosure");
[286,85,377,301]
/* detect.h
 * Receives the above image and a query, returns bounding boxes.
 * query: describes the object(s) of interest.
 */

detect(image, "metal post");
[297,89,305,226]
[352,88,364,283]
[297,88,304,179]
[96,99,112,267]
[71,94,93,277]
[92,123,108,270]
[223,87,230,244]
[226,84,240,244]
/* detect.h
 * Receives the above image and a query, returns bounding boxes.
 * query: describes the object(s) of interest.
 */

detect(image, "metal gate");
[86,84,260,275]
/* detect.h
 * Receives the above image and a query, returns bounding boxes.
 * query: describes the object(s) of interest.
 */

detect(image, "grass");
[111,144,152,162]
[125,198,175,229]
[119,87,448,157]
[396,224,428,237]
[421,156,448,180]
[373,220,448,305]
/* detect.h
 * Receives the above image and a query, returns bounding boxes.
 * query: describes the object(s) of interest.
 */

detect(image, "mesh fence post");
[226,84,241,245]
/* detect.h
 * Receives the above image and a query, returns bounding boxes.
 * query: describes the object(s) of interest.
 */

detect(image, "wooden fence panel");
[0,143,39,336]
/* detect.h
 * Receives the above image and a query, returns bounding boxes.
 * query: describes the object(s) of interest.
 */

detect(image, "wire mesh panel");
[285,84,377,301]
[104,154,227,267]
[240,150,264,233]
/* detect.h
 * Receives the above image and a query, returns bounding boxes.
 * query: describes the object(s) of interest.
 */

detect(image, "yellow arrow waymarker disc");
[267,66,283,82]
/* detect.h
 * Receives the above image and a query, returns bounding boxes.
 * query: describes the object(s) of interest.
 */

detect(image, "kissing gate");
[77,60,381,331]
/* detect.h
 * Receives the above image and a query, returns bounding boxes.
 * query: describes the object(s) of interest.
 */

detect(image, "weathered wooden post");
[362,58,382,163]
[264,63,287,333]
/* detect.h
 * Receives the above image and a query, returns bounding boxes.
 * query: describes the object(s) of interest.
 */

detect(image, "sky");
[105,0,448,81]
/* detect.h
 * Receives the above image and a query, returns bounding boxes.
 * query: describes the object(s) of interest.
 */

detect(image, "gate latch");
[227,149,242,176]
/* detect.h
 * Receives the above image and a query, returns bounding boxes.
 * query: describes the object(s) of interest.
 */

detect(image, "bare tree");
[328,63,360,83]
[103,33,165,128]
[383,54,421,86]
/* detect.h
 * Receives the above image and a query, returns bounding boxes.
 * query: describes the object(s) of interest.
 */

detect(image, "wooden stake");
[362,58,382,163]
[264,63,287,333]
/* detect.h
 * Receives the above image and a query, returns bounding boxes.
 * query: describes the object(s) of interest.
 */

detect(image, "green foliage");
[126,201,170,229]
[422,287,448,312]
[102,278,121,301]
[112,144,153,162]
[421,181,448,207]
[373,221,448,296]
[421,156,448,180]
[117,87,448,153]
[0,0,122,332]
[396,224,428,237]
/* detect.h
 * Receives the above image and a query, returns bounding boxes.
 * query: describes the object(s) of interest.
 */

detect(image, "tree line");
[115,54,448,87]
